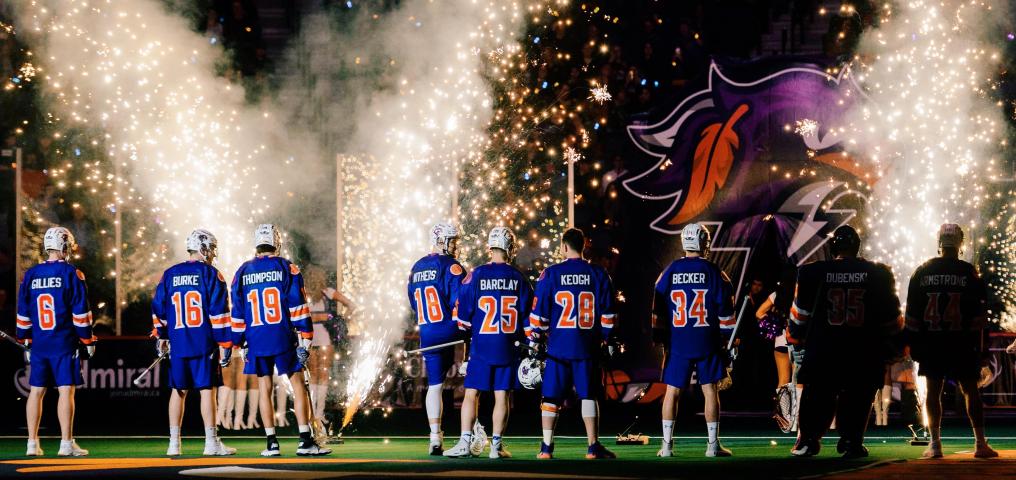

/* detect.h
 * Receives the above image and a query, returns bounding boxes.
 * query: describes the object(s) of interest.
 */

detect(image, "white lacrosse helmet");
[253,224,282,251]
[681,223,710,253]
[488,226,516,257]
[431,222,460,257]
[938,223,964,250]
[517,357,544,390]
[43,226,75,254]
[186,228,218,262]
[469,421,487,456]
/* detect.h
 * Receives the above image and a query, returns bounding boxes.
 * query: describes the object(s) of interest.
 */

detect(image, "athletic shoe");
[537,442,554,459]
[586,442,616,459]
[166,441,181,456]
[657,440,674,457]
[705,440,732,457]
[974,442,999,459]
[26,441,43,457]
[443,438,474,458]
[921,441,943,459]
[429,443,443,456]
[296,439,332,456]
[429,432,443,456]
[261,438,281,457]
[203,439,237,456]
[57,440,88,457]
[489,440,511,459]
[836,438,867,459]
[791,438,820,457]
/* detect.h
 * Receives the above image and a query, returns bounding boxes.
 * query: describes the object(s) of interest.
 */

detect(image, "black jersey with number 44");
[789,257,901,384]
[904,257,986,358]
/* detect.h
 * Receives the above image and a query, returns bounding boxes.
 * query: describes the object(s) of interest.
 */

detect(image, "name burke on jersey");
[480,278,520,291]
[31,277,63,289]
[172,275,200,287]
[242,270,284,285]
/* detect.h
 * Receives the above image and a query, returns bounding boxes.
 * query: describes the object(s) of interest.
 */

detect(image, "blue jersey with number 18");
[407,253,466,348]
[454,262,533,365]
[653,256,735,359]
[529,258,616,360]
[151,261,232,358]
[230,255,312,357]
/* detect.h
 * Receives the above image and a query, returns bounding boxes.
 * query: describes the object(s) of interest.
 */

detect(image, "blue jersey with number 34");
[653,257,735,359]
[454,262,533,365]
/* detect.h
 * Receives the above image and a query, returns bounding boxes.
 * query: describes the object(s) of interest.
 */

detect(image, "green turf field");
[1,433,1014,479]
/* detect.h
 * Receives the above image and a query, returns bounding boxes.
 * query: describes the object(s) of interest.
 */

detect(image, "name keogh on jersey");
[480,278,519,291]
[560,274,591,286]
[243,270,283,285]
[31,277,62,289]
[920,274,967,287]
[413,270,437,283]
[172,275,200,287]
[672,273,706,284]
[826,272,868,283]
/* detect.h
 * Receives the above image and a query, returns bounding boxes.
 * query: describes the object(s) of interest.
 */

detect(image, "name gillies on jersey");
[30,277,63,289]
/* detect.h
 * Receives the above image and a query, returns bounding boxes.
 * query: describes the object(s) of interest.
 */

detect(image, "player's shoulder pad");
[74,267,86,281]
[536,266,549,282]
[449,261,465,277]
[462,270,474,285]
[289,262,301,276]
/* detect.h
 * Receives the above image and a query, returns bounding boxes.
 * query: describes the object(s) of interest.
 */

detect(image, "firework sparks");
[793,118,818,137]
[588,84,612,104]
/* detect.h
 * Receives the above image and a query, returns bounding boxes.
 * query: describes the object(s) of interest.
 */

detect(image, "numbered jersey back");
[905,257,985,336]
[653,257,735,359]
[17,261,91,357]
[231,256,309,357]
[454,262,533,365]
[408,254,466,347]
[152,261,231,357]
[531,258,615,360]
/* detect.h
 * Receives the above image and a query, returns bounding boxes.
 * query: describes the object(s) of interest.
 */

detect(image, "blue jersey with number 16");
[151,261,232,358]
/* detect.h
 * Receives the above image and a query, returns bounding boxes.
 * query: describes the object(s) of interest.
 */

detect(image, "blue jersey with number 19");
[653,256,735,359]
[454,262,533,365]
[151,261,232,358]
[16,260,94,357]
[529,258,616,360]
[230,255,312,357]
[408,253,466,348]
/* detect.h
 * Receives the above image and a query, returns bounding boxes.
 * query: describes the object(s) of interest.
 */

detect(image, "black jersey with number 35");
[788,257,901,383]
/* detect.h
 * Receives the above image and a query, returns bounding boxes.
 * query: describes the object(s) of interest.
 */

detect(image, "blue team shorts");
[423,348,456,386]
[244,349,302,377]
[542,357,601,400]
[169,351,222,390]
[662,352,726,389]
[30,353,83,388]
[464,357,517,392]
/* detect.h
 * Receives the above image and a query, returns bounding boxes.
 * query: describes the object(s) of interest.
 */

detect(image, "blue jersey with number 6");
[454,262,533,365]
[151,261,232,358]
[529,258,616,360]
[16,260,94,357]
[230,255,312,357]
[408,253,466,348]
[653,256,735,359]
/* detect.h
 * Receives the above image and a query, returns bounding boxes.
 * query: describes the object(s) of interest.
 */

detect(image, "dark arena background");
[2,0,1016,478]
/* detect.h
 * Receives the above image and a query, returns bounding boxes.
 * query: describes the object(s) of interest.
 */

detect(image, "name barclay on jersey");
[30,277,63,289]
[480,278,520,291]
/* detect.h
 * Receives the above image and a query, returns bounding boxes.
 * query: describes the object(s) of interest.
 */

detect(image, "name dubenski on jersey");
[825,272,868,283]
[560,274,591,286]
[172,275,200,287]
[671,273,707,284]
[480,278,519,290]
[412,270,438,282]
[242,270,284,285]
[919,274,968,287]
[30,277,63,289]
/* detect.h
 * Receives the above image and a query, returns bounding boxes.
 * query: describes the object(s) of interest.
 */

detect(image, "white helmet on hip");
[43,226,75,254]
[681,223,710,253]
[253,224,282,252]
[488,226,516,257]
[517,357,544,390]
[431,222,460,257]
[186,228,218,262]
[938,223,964,250]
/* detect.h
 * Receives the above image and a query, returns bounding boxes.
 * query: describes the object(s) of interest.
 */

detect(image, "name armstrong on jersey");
[920,274,968,287]
[172,275,200,287]
[413,270,437,283]
[672,273,706,284]
[31,277,63,289]
[480,278,519,291]
[242,270,284,285]
[826,272,868,283]
[560,274,591,286]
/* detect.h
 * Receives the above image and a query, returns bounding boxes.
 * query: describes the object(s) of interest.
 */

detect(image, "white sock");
[169,426,181,440]
[429,423,441,443]
[60,440,72,448]
[426,384,443,423]
[299,424,311,433]
[460,431,472,442]
[205,427,217,442]
[662,420,675,443]
[707,422,719,443]
[265,427,276,437]
[542,429,554,445]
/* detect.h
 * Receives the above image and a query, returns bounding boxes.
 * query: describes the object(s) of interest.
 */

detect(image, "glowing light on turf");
[840,0,1005,296]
